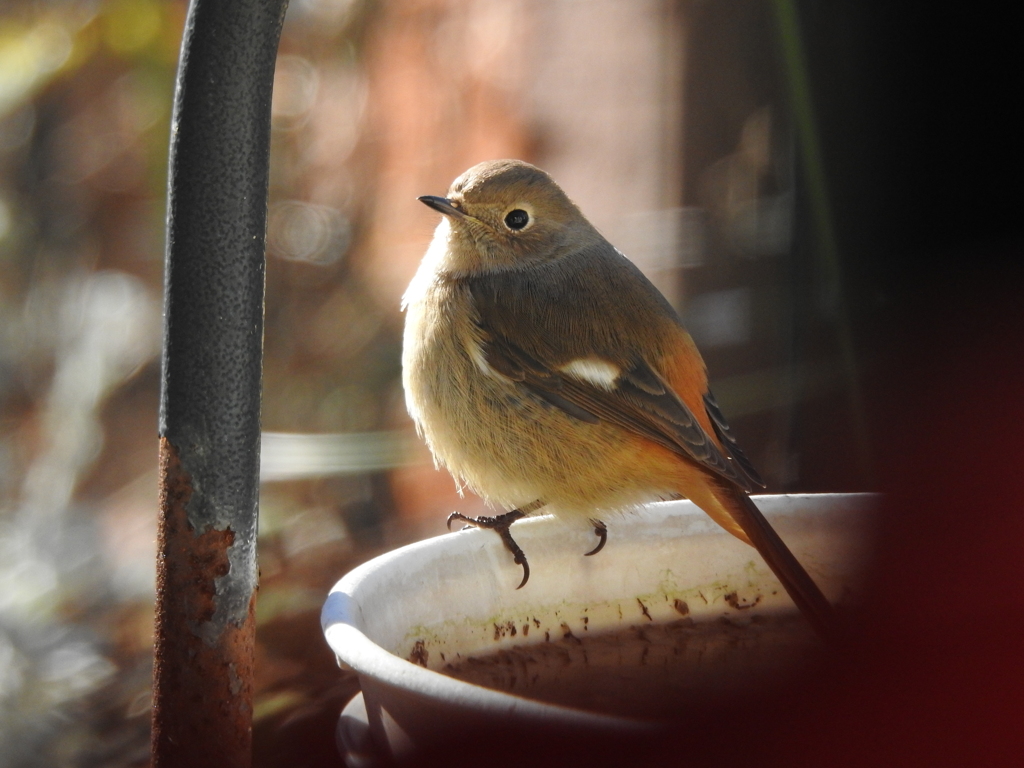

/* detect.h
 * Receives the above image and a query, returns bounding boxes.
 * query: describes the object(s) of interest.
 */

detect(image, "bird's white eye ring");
[503,208,531,231]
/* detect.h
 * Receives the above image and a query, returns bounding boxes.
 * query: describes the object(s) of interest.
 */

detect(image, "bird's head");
[418,159,600,275]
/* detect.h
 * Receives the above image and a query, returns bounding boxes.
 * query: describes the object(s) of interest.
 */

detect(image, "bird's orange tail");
[719,489,838,641]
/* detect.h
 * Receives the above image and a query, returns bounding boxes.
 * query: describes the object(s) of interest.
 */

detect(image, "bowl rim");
[322,492,878,729]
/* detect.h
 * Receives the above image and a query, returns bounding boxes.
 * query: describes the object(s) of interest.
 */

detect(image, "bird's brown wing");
[475,321,760,492]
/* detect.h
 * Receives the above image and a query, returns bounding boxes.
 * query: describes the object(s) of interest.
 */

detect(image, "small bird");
[402,159,835,640]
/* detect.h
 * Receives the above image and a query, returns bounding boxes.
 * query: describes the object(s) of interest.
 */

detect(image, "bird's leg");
[447,500,545,589]
[583,519,607,557]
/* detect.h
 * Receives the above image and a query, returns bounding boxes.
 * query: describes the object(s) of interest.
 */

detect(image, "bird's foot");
[447,506,538,588]
[583,519,607,557]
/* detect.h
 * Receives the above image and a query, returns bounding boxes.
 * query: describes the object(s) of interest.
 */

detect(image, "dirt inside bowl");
[440,614,822,721]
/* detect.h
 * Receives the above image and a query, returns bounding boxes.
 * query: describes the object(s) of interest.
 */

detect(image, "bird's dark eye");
[504,209,530,230]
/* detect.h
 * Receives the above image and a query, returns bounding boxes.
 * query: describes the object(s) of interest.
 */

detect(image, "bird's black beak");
[418,195,465,218]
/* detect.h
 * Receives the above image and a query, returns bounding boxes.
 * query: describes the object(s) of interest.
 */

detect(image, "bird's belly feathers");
[402,283,677,517]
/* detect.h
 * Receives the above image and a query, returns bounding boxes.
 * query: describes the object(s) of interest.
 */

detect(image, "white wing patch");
[558,358,620,391]
[467,336,497,378]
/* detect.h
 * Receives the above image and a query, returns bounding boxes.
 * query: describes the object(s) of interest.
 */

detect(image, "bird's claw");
[583,519,607,557]
[445,509,530,587]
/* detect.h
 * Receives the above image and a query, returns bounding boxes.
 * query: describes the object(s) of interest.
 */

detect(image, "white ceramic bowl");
[322,493,876,764]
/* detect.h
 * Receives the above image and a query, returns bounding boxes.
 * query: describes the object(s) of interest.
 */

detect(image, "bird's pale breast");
[402,277,680,519]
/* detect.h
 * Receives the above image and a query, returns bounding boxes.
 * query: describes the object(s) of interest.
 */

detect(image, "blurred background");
[0,0,1018,766]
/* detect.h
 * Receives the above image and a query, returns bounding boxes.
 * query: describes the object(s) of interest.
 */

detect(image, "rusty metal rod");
[153,0,288,765]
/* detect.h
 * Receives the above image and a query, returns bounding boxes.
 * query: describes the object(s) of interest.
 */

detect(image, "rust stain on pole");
[153,438,257,768]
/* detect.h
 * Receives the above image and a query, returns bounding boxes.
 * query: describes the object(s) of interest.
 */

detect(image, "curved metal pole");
[154,0,289,765]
